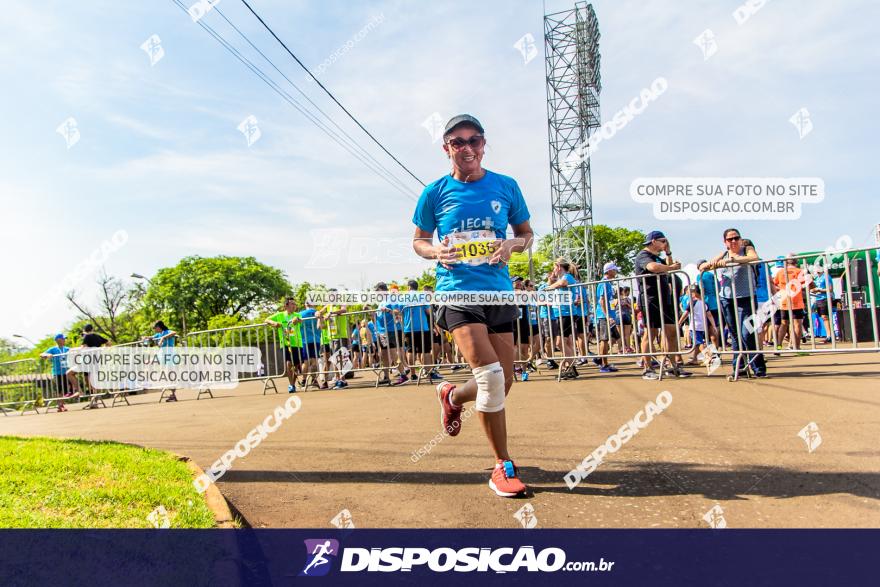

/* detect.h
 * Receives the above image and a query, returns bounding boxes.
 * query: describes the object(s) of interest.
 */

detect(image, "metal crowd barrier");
[291,306,469,390]
[0,358,43,415]
[509,270,695,381]
[695,246,880,380]
[185,323,284,395]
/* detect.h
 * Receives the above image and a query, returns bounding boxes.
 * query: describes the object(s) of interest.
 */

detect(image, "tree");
[509,246,553,282]
[541,225,645,280]
[66,271,145,343]
[143,256,292,332]
[0,338,27,363]
[592,225,645,276]
[403,268,436,289]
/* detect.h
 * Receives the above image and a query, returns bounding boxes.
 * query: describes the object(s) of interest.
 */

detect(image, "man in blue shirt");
[411,114,534,498]
[41,333,81,410]
[298,303,322,388]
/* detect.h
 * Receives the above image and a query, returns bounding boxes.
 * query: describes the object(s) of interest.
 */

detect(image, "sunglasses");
[725,235,741,242]
[446,135,485,150]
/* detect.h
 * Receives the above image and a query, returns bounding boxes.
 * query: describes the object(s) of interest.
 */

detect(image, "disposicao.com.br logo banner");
[299,539,611,576]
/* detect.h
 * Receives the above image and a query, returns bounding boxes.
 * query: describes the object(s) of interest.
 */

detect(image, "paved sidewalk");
[2,353,879,528]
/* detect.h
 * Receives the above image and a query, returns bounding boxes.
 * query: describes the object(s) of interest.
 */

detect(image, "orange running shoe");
[489,459,527,497]
[436,382,463,436]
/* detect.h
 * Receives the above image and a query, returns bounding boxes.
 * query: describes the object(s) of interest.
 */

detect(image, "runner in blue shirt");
[411,114,533,498]
[40,333,81,410]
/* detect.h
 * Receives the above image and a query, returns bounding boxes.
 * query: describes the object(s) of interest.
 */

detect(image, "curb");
[175,454,237,529]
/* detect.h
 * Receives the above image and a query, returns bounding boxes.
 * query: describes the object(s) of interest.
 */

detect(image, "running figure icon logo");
[702,504,727,529]
[789,107,813,139]
[56,117,80,149]
[693,29,718,61]
[237,115,261,147]
[330,509,355,529]
[299,539,340,577]
[513,503,538,528]
[797,422,822,453]
[513,33,538,65]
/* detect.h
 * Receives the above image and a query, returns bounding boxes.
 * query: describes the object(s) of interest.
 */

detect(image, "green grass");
[0,436,219,528]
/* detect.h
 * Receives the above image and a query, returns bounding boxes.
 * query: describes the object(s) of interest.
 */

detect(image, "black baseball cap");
[444,114,484,138]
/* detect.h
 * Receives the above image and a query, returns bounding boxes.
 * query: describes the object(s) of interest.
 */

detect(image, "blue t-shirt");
[402,295,431,332]
[571,283,588,316]
[537,283,550,319]
[412,170,530,292]
[555,273,577,317]
[44,345,69,376]
[595,280,619,321]
[813,273,830,301]
[152,329,176,365]
[699,271,719,311]
[376,303,402,334]
[351,327,359,344]
[528,304,539,325]
[366,321,377,341]
[299,308,321,344]
[152,329,175,347]
[755,263,770,303]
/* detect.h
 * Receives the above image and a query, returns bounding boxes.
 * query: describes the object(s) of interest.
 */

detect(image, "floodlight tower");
[543,2,601,277]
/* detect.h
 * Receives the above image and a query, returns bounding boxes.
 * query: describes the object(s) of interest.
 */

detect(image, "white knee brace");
[474,362,505,413]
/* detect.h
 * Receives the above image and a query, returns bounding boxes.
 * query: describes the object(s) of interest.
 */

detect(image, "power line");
[169,0,418,202]
[212,5,417,198]
[238,0,426,188]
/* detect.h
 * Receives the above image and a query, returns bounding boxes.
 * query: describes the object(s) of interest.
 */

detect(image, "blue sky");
[1,0,878,342]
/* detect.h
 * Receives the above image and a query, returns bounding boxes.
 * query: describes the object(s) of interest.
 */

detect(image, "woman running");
[411,114,533,498]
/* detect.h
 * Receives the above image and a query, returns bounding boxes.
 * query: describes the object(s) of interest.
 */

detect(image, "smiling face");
[442,124,485,179]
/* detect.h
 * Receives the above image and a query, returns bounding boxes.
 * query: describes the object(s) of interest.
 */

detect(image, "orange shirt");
[773,265,806,310]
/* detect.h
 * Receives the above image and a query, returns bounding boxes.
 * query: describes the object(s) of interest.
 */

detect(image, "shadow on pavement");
[219,463,880,501]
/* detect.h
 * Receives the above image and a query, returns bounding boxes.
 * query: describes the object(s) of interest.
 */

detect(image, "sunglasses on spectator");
[446,135,485,150]
[725,235,741,242]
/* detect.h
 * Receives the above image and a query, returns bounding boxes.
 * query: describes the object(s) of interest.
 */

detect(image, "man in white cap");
[595,262,622,373]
